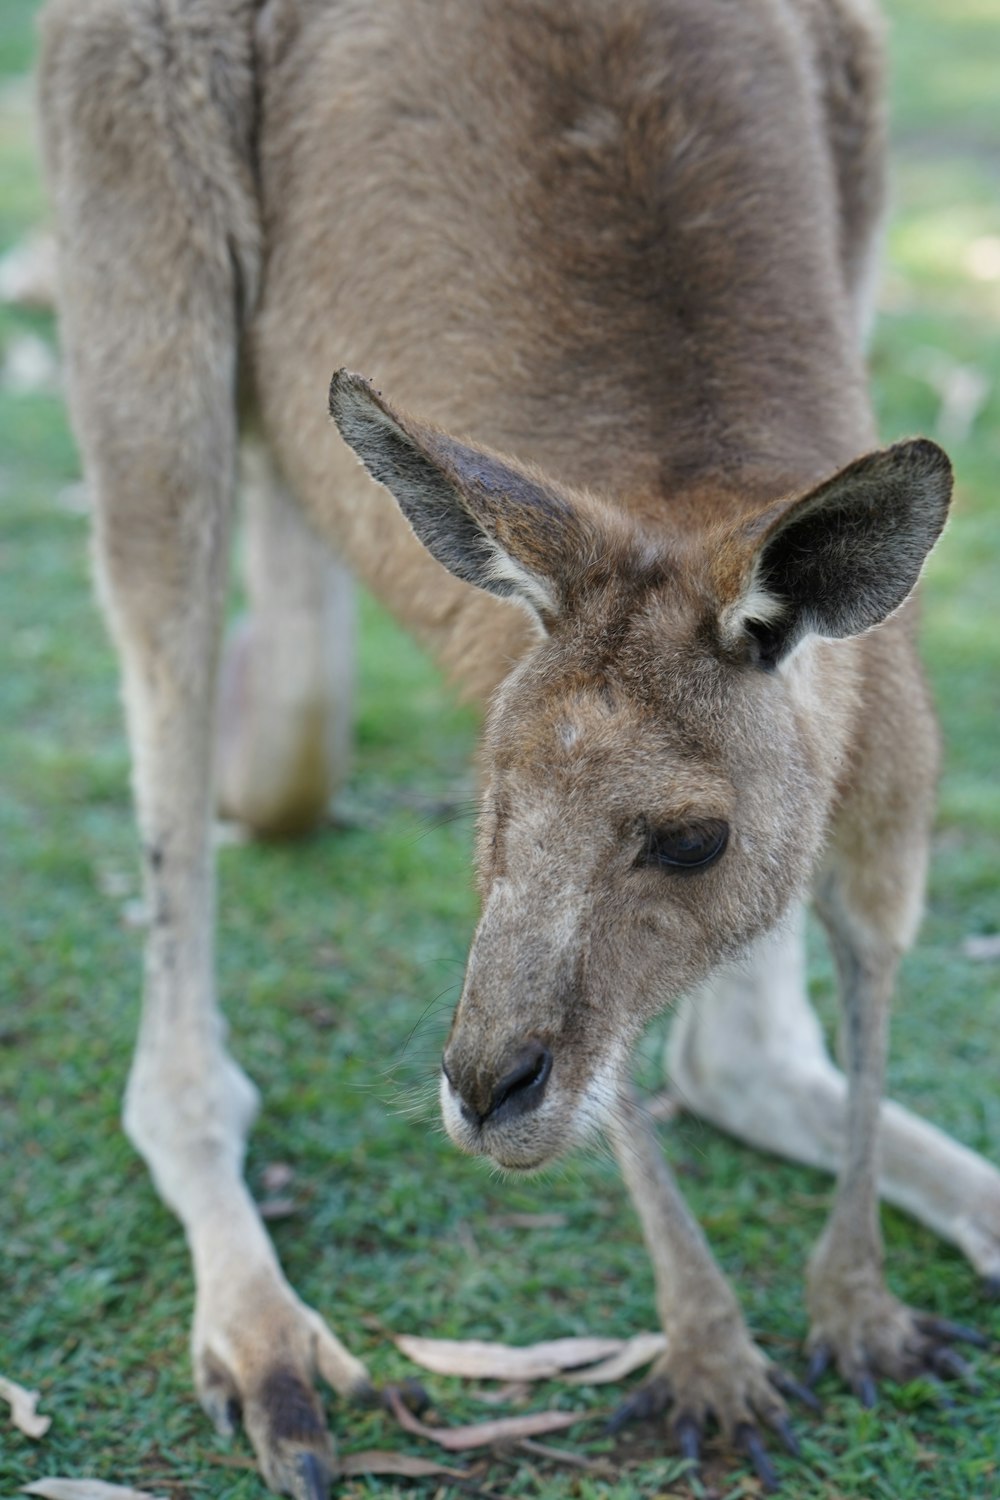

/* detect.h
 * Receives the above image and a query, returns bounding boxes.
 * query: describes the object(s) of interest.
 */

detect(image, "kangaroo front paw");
[194,1273,372,1498]
[806,1266,987,1405]
[608,1325,811,1493]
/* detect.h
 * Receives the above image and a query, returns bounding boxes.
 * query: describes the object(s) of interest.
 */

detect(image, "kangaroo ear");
[721,439,953,668]
[329,369,588,627]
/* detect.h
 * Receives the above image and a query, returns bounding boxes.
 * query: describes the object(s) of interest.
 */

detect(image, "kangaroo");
[37,0,998,1495]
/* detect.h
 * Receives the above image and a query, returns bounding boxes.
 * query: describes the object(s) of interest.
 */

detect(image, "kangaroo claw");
[736,1422,781,1493]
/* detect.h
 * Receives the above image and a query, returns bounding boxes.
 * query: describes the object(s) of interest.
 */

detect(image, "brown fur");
[37,0,983,1493]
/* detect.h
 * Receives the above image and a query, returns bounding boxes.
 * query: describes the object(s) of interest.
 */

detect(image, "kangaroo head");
[330,370,952,1171]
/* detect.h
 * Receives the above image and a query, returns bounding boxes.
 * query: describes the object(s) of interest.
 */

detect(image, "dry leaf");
[488,1212,568,1230]
[907,347,991,446]
[515,1437,614,1473]
[964,934,1000,962]
[0,1375,51,1439]
[259,1196,297,1220]
[23,1483,165,1500]
[385,1386,585,1451]
[966,236,1000,283]
[339,1450,469,1480]
[395,1333,624,1381]
[0,332,59,396]
[198,1453,257,1473]
[564,1331,667,1384]
[471,1381,533,1406]
[261,1162,295,1192]
[0,232,57,310]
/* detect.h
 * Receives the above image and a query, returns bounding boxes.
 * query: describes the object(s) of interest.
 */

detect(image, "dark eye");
[635,819,729,872]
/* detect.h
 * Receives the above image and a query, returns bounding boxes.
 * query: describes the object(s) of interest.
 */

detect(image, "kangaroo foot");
[194,1271,372,1499]
[607,1326,812,1493]
[806,1264,988,1406]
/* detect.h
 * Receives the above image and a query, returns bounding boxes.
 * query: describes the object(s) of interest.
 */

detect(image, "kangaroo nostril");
[442,1040,553,1130]
[487,1041,552,1122]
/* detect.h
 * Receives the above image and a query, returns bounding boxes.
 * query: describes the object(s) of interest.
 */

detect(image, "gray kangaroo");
[38,0,997,1495]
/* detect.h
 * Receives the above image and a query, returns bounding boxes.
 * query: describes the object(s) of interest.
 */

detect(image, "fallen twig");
[384,1385,586,1451]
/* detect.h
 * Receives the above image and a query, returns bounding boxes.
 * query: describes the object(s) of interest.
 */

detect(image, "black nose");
[445,1040,553,1128]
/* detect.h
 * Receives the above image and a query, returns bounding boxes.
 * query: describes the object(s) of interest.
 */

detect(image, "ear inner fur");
[330,369,589,623]
[725,439,952,667]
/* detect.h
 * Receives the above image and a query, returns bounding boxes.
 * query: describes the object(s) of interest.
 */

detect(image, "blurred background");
[1,2,998,1497]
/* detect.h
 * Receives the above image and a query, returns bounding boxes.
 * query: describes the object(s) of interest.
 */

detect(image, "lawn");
[1,2,998,1498]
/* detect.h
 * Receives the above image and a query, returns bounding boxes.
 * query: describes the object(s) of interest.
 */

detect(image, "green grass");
[1,3,999,1498]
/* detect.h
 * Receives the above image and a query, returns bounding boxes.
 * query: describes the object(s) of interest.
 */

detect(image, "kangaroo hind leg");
[39,3,369,1494]
[218,439,355,838]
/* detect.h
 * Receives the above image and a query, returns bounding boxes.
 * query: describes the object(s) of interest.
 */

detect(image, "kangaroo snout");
[441,1029,572,1170]
[443,1038,553,1128]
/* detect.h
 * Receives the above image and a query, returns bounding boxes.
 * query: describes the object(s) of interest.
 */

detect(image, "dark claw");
[605,1404,632,1437]
[349,1378,379,1409]
[736,1423,780,1494]
[924,1374,957,1410]
[770,1414,802,1459]
[928,1346,979,1389]
[852,1370,878,1409]
[673,1412,702,1464]
[806,1344,831,1388]
[606,1376,672,1434]
[381,1378,429,1415]
[292,1452,331,1500]
[915,1315,991,1350]
[768,1366,823,1415]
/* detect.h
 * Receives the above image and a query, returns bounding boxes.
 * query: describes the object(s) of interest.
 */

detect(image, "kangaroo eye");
[635,819,729,872]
